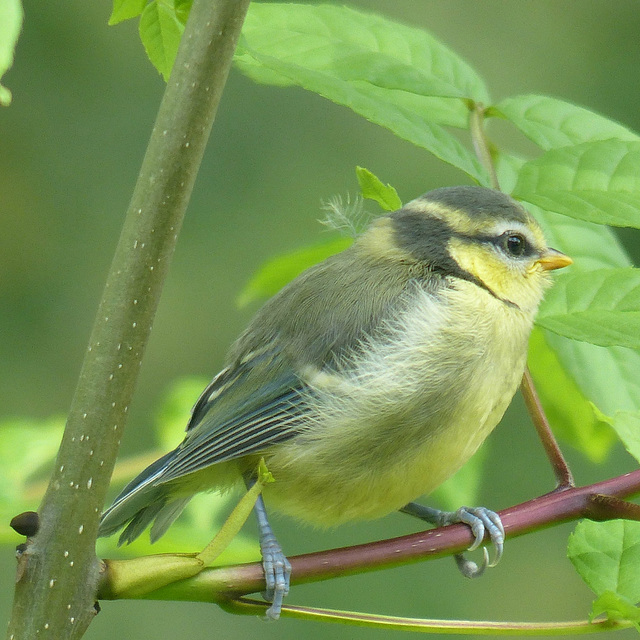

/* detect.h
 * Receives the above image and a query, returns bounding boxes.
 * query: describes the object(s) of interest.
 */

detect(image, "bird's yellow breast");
[260,279,534,526]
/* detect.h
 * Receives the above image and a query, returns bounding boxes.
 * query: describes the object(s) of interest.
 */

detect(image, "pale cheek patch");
[447,238,548,313]
[447,239,502,286]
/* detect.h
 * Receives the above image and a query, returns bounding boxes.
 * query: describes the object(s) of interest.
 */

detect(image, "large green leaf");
[514,140,640,228]
[239,4,489,102]
[532,206,640,415]
[611,412,640,464]
[494,95,640,150]
[590,591,640,627]
[526,204,638,458]
[596,410,640,465]
[534,208,631,272]
[537,268,640,349]
[236,4,490,183]
[545,333,640,417]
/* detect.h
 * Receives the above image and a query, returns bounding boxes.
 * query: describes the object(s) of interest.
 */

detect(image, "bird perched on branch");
[99,185,571,619]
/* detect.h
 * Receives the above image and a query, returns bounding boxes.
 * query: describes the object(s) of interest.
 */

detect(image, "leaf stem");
[469,103,499,190]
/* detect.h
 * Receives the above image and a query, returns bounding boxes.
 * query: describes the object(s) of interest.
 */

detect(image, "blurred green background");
[2,1,640,638]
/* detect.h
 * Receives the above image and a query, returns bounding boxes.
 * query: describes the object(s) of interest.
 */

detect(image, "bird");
[99,185,572,619]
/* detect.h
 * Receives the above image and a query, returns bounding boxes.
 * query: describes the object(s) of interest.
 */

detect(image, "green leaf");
[356,166,402,211]
[520,189,635,459]
[174,0,192,25]
[513,140,640,228]
[545,331,640,419]
[494,95,640,150]
[536,268,640,349]
[236,4,490,183]
[527,328,614,462]
[239,4,489,102]
[237,236,353,308]
[534,206,632,273]
[240,46,487,184]
[109,0,147,25]
[139,0,183,81]
[591,591,640,627]
[531,205,640,421]
[323,52,468,99]
[597,410,640,465]
[502,158,640,456]
[0,0,22,106]
[568,520,640,603]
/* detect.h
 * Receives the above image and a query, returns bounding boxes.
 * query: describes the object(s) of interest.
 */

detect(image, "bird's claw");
[260,531,291,620]
[438,506,504,578]
[454,547,489,578]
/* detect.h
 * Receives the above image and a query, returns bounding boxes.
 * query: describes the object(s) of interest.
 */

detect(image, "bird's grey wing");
[158,248,438,485]
[156,345,311,483]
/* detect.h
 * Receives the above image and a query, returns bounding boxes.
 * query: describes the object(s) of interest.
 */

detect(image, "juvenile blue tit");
[99,186,571,619]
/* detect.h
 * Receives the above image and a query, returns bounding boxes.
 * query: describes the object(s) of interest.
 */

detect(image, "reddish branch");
[96,468,640,603]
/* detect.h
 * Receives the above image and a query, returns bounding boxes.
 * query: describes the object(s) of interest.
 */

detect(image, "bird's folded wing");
[156,347,311,484]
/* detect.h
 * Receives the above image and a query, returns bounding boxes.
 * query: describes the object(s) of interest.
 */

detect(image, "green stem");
[226,598,629,634]
[99,476,265,600]
[469,103,499,190]
[6,1,250,638]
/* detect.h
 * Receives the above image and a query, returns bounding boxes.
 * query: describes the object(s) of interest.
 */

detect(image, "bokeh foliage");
[3,1,640,639]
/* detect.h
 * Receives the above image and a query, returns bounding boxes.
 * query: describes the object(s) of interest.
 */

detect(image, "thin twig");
[521,368,574,488]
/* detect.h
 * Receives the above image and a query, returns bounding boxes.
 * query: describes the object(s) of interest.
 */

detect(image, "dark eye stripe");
[477,230,537,259]
[456,230,537,259]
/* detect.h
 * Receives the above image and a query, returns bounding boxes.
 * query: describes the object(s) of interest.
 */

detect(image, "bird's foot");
[260,531,292,620]
[436,506,504,578]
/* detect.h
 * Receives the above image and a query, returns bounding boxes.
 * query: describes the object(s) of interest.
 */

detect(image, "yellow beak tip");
[537,249,572,271]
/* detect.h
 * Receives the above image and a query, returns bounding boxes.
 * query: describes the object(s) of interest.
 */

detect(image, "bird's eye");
[503,233,527,257]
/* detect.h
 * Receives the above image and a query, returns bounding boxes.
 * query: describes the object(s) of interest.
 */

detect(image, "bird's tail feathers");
[98,448,192,545]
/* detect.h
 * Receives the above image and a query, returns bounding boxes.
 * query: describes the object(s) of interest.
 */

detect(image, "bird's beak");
[536,248,573,271]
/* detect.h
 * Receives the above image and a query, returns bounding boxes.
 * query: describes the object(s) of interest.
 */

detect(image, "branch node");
[10,510,40,537]
[586,494,640,522]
